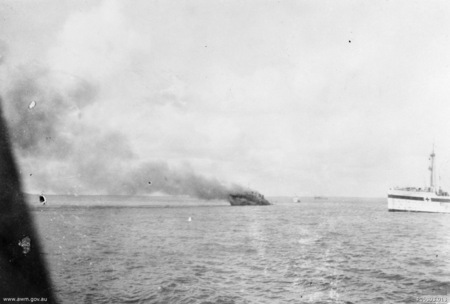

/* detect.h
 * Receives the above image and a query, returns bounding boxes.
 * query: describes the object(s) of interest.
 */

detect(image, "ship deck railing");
[392,187,449,196]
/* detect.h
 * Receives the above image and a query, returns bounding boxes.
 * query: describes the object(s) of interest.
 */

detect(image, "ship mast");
[429,146,436,191]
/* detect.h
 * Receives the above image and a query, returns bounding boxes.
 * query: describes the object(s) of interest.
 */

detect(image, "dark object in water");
[314,196,328,200]
[0,99,57,301]
[228,191,271,206]
[39,194,46,204]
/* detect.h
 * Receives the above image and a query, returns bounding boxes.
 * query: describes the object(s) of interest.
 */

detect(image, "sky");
[1,0,450,197]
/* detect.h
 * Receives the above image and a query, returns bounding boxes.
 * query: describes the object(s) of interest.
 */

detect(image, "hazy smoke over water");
[0,1,248,200]
[2,67,245,199]
[0,40,7,66]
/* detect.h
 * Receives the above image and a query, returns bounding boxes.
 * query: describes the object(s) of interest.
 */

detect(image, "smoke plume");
[2,67,245,199]
[0,1,249,200]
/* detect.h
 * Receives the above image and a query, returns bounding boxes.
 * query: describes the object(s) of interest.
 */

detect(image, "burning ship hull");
[228,191,271,206]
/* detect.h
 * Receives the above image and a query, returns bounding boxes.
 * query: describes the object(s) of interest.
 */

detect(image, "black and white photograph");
[0,0,449,303]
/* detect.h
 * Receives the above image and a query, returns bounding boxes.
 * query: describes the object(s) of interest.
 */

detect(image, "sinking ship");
[387,147,450,213]
[228,191,271,206]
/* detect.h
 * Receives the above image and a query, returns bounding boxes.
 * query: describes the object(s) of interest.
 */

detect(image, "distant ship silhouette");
[228,191,271,206]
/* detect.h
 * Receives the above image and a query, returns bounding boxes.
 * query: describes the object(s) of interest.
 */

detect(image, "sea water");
[30,196,450,303]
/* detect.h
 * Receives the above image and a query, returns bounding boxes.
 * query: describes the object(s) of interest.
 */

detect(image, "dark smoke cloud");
[5,68,94,153]
[3,66,245,199]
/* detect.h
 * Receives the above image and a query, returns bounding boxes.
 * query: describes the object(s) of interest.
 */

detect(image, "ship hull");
[387,189,450,213]
[228,194,271,206]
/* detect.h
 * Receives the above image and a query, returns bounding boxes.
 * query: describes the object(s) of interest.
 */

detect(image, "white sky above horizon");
[1,0,450,197]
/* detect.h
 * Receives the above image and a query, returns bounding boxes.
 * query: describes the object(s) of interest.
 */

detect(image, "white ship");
[387,148,450,213]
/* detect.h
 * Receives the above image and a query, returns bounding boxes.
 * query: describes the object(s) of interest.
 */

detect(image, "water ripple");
[33,197,450,303]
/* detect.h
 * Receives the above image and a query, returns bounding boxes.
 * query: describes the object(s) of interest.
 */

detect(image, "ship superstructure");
[228,191,271,206]
[387,147,450,213]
